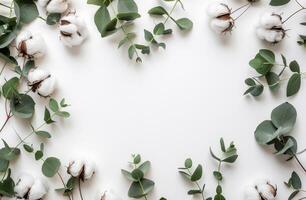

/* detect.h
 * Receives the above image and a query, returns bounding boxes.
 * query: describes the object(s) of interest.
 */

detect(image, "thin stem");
[0,63,7,77]
[78,179,84,200]
[0,114,12,133]
[233,4,251,21]
[295,0,305,9]
[138,180,148,200]
[278,65,287,76]
[38,16,46,21]
[293,154,306,173]
[164,0,179,24]
[57,172,72,200]
[187,168,205,200]
[231,3,250,14]
[283,8,306,24]
[217,161,222,185]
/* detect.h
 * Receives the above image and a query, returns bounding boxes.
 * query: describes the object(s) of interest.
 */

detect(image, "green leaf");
[216,185,222,194]
[60,98,68,107]
[175,18,193,30]
[44,107,55,124]
[220,138,226,152]
[56,111,70,118]
[23,144,33,153]
[287,73,301,97]
[266,72,280,90]
[117,0,140,21]
[254,120,277,144]
[118,32,136,48]
[14,0,39,24]
[2,77,19,99]
[10,94,35,119]
[144,30,154,42]
[288,191,299,200]
[128,178,154,198]
[222,155,238,163]
[87,0,113,6]
[46,13,61,25]
[128,45,136,59]
[291,171,302,190]
[35,150,43,160]
[184,158,192,168]
[0,159,9,172]
[133,154,141,164]
[49,98,59,112]
[275,138,294,155]
[259,49,275,64]
[121,169,136,181]
[191,164,202,181]
[138,161,151,174]
[245,78,256,86]
[35,131,51,139]
[271,102,297,133]
[244,85,264,96]
[270,0,291,6]
[188,189,202,195]
[289,61,300,73]
[0,140,20,161]
[0,169,15,197]
[131,168,144,180]
[213,171,222,181]
[42,157,61,177]
[94,6,117,37]
[22,60,35,77]
[148,6,168,15]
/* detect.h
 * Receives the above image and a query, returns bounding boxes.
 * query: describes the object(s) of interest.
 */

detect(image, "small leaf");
[35,131,51,139]
[213,171,222,181]
[287,73,301,97]
[289,61,300,73]
[184,158,192,168]
[270,0,291,6]
[23,144,33,153]
[148,6,168,15]
[44,107,55,124]
[175,18,193,30]
[42,157,61,177]
[191,164,202,182]
[35,151,43,160]
[49,98,59,112]
[291,171,302,190]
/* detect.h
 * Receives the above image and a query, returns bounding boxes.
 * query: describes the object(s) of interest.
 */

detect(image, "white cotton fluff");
[68,159,96,180]
[15,174,35,198]
[101,189,123,200]
[207,3,231,18]
[256,13,285,43]
[38,0,69,14]
[59,13,88,47]
[28,179,48,200]
[16,31,46,58]
[207,3,234,34]
[28,69,56,97]
[244,179,277,200]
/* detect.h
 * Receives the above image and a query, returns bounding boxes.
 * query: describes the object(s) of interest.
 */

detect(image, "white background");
[1,0,306,199]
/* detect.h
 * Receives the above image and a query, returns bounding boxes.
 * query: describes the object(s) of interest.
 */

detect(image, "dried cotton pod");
[59,12,88,47]
[15,174,48,200]
[256,13,285,43]
[16,31,46,59]
[27,69,56,97]
[207,3,234,34]
[101,189,122,200]
[67,159,95,181]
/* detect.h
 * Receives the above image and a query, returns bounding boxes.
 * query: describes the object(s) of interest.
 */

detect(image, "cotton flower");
[16,31,46,59]
[27,69,56,97]
[207,3,234,34]
[256,12,285,43]
[67,159,95,181]
[101,189,122,200]
[15,174,48,200]
[38,0,69,14]
[244,179,277,200]
[59,12,88,47]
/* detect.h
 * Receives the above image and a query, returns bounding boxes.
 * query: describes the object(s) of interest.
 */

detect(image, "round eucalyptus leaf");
[10,94,35,119]
[254,120,277,144]
[42,157,61,177]
[128,179,154,198]
[271,102,296,132]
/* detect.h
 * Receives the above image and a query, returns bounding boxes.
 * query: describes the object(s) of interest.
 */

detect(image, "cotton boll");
[28,179,48,200]
[84,160,96,180]
[59,13,88,47]
[256,13,285,43]
[38,0,69,13]
[68,159,96,181]
[207,3,231,18]
[15,174,35,198]
[244,179,277,200]
[259,13,282,29]
[37,75,56,97]
[16,31,46,58]
[210,18,234,34]
[28,69,56,97]
[101,189,122,200]
[68,160,84,177]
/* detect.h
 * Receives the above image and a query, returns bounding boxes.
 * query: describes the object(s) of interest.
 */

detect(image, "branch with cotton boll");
[206,0,258,34]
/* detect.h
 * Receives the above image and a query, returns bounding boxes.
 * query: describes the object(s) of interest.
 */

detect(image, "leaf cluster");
[285,171,305,200]
[121,154,156,199]
[245,49,303,97]
[254,102,301,159]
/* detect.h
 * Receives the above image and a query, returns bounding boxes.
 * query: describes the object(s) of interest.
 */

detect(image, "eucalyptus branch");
[282,0,305,24]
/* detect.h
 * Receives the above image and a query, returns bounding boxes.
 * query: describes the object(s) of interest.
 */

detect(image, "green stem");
[187,168,205,200]
[217,161,222,185]
[138,180,148,200]
[164,0,179,24]
[38,16,46,21]
[278,65,287,76]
